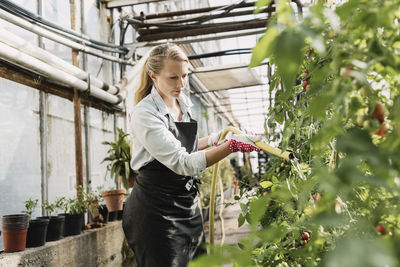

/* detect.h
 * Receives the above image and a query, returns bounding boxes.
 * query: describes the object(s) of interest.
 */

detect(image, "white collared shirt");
[129,87,207,176]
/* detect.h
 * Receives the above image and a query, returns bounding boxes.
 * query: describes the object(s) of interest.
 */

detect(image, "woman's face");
[149,59,189,100]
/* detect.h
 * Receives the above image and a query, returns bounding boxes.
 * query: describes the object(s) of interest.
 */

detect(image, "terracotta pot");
[101,189,125,212]
[2,214,29,252]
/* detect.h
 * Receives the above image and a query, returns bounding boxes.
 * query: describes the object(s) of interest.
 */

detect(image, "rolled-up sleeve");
[132,106,206,176]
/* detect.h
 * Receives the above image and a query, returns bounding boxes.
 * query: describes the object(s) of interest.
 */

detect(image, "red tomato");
[312,193,321,202]
[371,102,386,124]
[301,232,310,240]
[375,124,389,138]
[376,224,386,234]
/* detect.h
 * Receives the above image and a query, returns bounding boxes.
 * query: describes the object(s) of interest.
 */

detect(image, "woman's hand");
[208,130,223,147]
[228,134,262,152]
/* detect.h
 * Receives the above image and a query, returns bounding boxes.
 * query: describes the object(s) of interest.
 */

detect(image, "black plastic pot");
[58,213,68,237]
[64,213,84,236]
[26,218,49,248]
[108,211,118,222]
[99,205,109,224]
[38,215,65,241]
[117,202,125,221]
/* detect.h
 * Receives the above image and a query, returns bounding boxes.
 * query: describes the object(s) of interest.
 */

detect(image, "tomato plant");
[191,1,400,266]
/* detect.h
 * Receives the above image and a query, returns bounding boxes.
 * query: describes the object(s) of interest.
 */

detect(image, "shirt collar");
[151,87,193,117]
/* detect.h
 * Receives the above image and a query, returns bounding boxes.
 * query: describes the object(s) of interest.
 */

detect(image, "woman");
[122,43,261,267]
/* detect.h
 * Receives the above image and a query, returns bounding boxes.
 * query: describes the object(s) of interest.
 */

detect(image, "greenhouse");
[0,0,399,266]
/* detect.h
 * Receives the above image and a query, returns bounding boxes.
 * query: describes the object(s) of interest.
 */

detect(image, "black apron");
[122,116,205,267]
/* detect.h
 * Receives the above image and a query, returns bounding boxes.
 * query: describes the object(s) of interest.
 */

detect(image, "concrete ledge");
[0,221,125,267]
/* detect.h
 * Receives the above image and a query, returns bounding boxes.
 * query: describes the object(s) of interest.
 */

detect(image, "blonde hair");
[134,43,189,105]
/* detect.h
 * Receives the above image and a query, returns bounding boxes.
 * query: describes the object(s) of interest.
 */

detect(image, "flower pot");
[37,215,65,241]
[26,218,49,248]
[101,189,125,212]
[117,202,125,220]
[58,213,68,237]
[108,211,118,222]
[2,214,29,252]
[64,213,84,236]
[99,205,109,224]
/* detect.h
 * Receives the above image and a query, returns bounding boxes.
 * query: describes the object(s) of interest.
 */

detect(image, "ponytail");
[134,58,152,105]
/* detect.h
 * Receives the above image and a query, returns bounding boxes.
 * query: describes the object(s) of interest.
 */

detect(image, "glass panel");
[0,78,41,250]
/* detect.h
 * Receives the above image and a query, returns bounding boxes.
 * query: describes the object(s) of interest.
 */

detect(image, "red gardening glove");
[228,134,262,152]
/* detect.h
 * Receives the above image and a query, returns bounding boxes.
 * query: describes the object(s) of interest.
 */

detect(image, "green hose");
[208,126,293,252]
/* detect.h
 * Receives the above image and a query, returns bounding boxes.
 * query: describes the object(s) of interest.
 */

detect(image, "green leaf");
[255,0,272,13]
[275,30,305,91]
[238,213,245,227]
[260,181,273,189]
[250,26,278,67]
[249,196,268,227]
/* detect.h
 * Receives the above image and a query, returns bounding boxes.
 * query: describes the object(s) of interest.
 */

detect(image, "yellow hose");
[208,126,293,252]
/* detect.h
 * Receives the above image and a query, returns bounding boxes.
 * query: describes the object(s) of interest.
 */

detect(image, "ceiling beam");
[105,0,167,8]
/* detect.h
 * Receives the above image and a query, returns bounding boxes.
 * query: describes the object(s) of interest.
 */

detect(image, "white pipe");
[0,8,134,65]
[0,41,120,104]
[0,28,121,95]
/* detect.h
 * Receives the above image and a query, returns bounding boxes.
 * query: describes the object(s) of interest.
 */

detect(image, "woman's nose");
[177,77,186,88]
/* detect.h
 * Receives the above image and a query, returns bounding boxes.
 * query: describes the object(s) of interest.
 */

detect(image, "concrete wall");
[0,221,128,267]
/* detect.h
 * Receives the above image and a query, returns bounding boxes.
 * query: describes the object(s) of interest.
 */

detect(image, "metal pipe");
[37,0,47,216]
[191,83,266,94]
[134,2,256,20]
[0,28,119,95]
[137,19,267,42]
[0,8,133,65]
[0,41,121,104]
[126,29,266,48]
[136,18,267,35]
[141,6,274,25]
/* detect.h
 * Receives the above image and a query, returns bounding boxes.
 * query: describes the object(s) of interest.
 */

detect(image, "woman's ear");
[148,70,157,83]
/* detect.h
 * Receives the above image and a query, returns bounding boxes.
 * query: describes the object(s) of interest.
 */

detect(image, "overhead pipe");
[0,28,121,95]
[135,18,267,36]
[0,0,126,51]
[138,6,274,26]
[0,41,121,104]
[133,2,256,20]
[137,19,268,42]
[0,8,133,65]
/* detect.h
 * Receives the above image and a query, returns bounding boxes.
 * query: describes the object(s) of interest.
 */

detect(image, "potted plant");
[23,198,49,248]
[102,128,137,191]
[1,214,29,252]
[39,199,65,241]
[63,186,89,236]
[101,128,137,213]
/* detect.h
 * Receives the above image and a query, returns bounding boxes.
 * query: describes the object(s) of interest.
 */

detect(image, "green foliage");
[192,0,400,266]
[22,198,38,220]
[102,128,137,191]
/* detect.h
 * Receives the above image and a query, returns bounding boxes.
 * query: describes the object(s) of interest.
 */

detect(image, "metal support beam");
[105,0,167,8]
[133,2,256,20]
[70,0,84,199]
[37,0,47,216]
[137,19,267,42]
[191,84,266,94]
[126,29,266,48]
